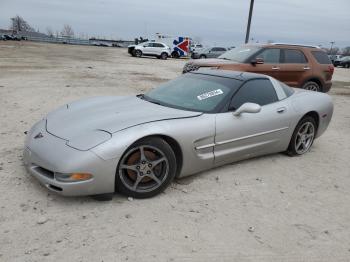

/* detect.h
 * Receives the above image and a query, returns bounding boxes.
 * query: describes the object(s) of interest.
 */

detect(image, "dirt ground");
[0,42,349,262]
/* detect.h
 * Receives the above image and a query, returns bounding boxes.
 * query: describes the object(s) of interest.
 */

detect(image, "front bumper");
[23,120,117,196]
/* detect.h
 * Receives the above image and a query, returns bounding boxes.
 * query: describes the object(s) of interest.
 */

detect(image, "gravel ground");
[0,41,350,262]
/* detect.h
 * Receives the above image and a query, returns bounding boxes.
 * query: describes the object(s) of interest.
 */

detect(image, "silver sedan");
[24,69,333,199]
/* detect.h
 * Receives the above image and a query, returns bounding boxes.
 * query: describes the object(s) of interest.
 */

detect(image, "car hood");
[191,58,240,66]
[46,96,202,141]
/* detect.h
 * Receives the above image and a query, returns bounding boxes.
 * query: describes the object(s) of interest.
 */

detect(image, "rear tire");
[302,81,320,92]
[115,137,177,198]
[199,55,206,59]
[160,52,168,60]
[287,116,317,156]
[134,49,142,58]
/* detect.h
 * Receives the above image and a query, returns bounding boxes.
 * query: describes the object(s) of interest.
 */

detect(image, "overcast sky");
[1,0,349,48]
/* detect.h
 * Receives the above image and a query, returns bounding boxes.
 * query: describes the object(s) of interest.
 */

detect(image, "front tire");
[199,55,206,59]
[172,51,180,58]
[134,49,142,58]
[302,81,320,92]
[287,116,316,156]
[116,137,177,198]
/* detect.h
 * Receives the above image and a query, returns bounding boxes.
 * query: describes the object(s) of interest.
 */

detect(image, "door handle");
[277,107,286,113]
[272,66,280,70]
[303,66,310,70]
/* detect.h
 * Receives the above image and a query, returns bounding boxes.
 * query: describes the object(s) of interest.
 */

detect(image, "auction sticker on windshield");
[197,89,224,100]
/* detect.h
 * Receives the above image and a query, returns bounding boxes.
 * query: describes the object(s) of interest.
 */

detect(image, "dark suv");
[183,43,334,92]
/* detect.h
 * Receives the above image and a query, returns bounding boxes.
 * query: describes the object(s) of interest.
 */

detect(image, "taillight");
[328,65,334,74]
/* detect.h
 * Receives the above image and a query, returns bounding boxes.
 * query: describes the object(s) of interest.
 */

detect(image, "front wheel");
[302,81,320,92]
[199,55,206,59]
[116,137,177,198]
[287,116,316,156]
[134,49,142,57]
[172,51,180,58]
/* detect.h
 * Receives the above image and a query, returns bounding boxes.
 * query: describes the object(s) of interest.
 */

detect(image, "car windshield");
[218,46,261,62]
[143,74,241,113]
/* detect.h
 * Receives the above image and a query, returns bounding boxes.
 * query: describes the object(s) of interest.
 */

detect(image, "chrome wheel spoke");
[132,175,143,190]
[120,164,138,172]
[146,172,162,185]
[139,146,147,162]
[150,157,166,169]
[296,139,302,149]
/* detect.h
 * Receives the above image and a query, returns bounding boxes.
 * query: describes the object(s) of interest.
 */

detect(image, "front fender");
[91,115,216,177]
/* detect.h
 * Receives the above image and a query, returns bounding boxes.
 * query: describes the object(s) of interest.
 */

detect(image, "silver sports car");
[24,69,333,199]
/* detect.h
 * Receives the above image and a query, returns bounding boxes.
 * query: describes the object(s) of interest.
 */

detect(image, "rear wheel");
[302,81,320,92]
[287,116,316,156]
[199,54,206,59]
[116,137,176,198]
[345,63,350,68]
[160,52,168,60]
[134,49,142,58]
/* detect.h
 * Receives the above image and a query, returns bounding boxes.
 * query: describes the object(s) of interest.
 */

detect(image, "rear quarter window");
[312,51,332,64]
[283,49,308,63]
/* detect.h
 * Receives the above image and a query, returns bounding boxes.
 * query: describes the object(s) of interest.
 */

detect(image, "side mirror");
[233,103,261,116]
[251,57,264,65]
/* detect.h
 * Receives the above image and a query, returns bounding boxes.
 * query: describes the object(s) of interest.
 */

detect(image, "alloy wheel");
[118,145,169,193]
[304,82,320,91]
[295,121,315,154]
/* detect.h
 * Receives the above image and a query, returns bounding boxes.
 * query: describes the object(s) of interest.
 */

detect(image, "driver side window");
[255,48,281,63]
[229,79,278,111]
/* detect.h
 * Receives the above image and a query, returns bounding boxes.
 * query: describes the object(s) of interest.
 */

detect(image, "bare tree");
[324,47,340,55]
[342,47,350,56]
[10,15,34,32]
[46,27,54,37]
[61,24,74,38]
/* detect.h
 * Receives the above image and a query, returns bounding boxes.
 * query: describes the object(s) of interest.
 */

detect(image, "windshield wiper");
[138,94,163,106]
[218,57,231,60]
[136,94,145,99]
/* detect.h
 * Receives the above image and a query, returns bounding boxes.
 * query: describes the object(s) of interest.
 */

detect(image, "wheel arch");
[301,77,324,92]
[300,111,320,132]
[126,134,183,178]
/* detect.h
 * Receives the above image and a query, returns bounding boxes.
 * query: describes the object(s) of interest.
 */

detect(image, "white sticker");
[197,89,224,100]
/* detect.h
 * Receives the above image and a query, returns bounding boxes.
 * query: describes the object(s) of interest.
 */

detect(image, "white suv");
[133,42,171,60]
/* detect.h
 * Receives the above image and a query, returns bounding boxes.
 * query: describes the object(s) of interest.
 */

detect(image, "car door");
[214,78,291,165]
[249,48,282,79]
[214,47,227,57]
[153,43,164,56]
[205,48,215,58]
[142,43,155,55]
[278,49,310,87]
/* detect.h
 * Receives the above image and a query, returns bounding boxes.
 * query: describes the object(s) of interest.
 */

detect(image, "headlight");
[66,130,112,151]
[55,172,93,182]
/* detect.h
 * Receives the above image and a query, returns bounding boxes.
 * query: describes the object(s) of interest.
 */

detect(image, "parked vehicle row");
[191,47,228,59]
[184,43,334,92]
[333,56,350,68]
[0,34,27,41]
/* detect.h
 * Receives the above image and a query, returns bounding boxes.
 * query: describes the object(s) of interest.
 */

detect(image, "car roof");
[190,68,270,81]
